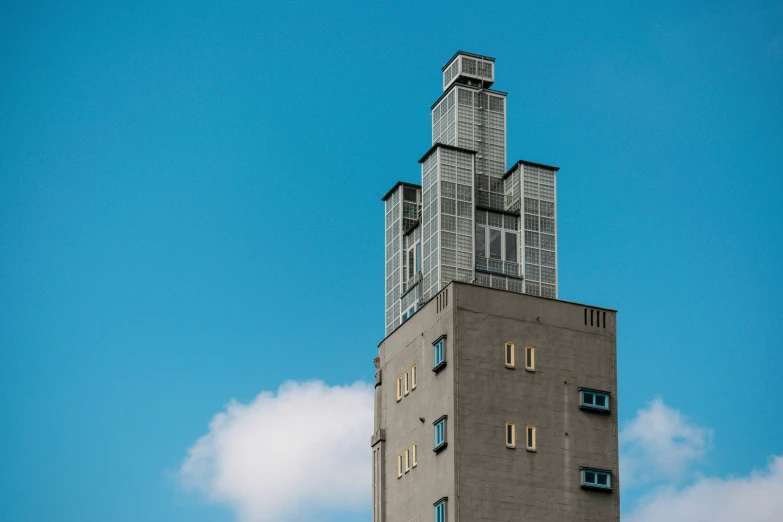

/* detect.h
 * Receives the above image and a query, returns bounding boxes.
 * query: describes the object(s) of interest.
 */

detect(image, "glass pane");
[507,425,513,444]
[526,348,532,367]
[597,473,608,486]
[489,229,501,259]
[585,471,595,484]
[596,394,607,407]
[475,226,486,257]
[506,346,512,364]
[415,243,421,272]
[505,232,517,262]
[527,427,534,447]
[584,392,594,405]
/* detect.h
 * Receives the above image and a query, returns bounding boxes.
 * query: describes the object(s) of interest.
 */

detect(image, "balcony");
[402,201,422,234]
[475,256,520,278]
[475,190,520,213]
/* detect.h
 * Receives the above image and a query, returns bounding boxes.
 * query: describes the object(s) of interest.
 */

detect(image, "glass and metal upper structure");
[382,52,560,336]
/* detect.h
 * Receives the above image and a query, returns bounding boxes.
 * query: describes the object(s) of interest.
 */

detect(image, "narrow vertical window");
[504,342,515,368]
[476,226,486,257]
[505,231,518,262]
[525,345,535,371]
[405,448,410,472]
[412,443,418,467]
[433,337,446,370]
[591,309,594,326]
[397,453,403,478]
[526,425,536,451]
[415,243,421,273]
[489,229,502,259]
[603,311,606,329]
[434,417,447,450]
[434,499,447,522]
[396,376,402,402]
[411,364,417,389]
[505,422,516,448]
[404,370,410,395]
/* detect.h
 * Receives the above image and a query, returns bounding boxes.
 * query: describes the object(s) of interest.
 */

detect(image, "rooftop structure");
[383,51,559,337]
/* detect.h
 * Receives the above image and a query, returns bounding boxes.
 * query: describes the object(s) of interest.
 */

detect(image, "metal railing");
[475,190,520,213]
[475,257,520,277]
[402,202,422,234]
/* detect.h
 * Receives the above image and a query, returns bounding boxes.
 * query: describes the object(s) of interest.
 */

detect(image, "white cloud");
[621,398,713,487]
[626,456,783,522]
[179,380,374,522]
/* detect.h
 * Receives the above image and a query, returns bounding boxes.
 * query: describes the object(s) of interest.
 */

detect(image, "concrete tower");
[373,52,619,522]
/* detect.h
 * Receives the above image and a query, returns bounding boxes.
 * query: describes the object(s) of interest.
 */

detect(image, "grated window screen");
[540,250,555,267]
[456,218,472,235]
[525,231,540,248]
[489,96,504,113]
[457,201,472,217]
[540,217,555,234]
[525,214,539,231]
[540,234,555,251]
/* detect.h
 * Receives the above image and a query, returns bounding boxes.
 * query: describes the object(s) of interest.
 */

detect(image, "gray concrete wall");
[376,286,457,522]
[452,282,619,522]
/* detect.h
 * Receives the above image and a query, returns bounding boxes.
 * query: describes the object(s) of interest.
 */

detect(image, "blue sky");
[1,1,782,521]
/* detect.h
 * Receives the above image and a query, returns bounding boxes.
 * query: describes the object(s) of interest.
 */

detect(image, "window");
[396,376,402,402]
[505,231,517,262]
[475,226,486,257]
[397,453,403,478]
[433,337,446,370]
[412,443,418,467]
[434,498,447,522]
[404,371,410,395]
[580,389,610,411]
[525,345,535,371]
[434,416,447,450]
[411,365,417,389]
[505,422,516,448]
[526,425,536,451]
[582,469,612,490]
[405,448,410,472]
[489,229,502,259]
[504,343,515,368]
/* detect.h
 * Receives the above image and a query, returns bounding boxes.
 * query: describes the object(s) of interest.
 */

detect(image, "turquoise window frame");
[434,498,446,522]
[433,338,445,368]
[582,468,612,489]
[434,417,446,449]
[580,389,610,411]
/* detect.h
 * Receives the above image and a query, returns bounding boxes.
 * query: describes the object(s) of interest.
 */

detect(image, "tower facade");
[374,52,619,522]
